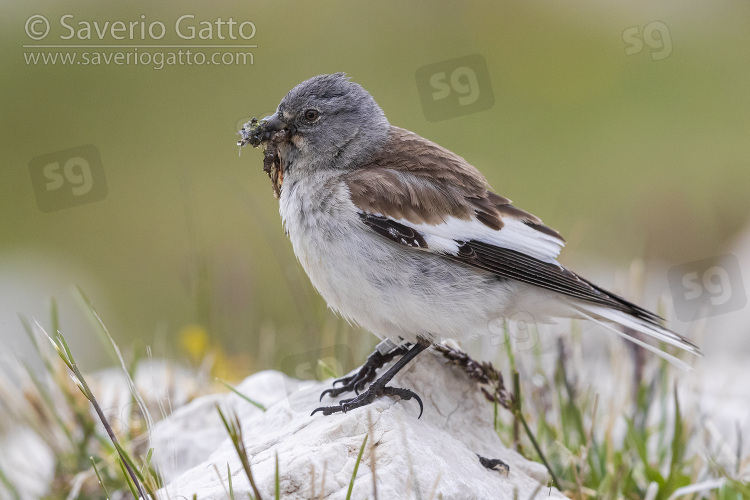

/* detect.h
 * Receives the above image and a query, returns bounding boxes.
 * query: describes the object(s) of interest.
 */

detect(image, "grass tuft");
[0,295,213,499]
[217,405,263,500]
[489,319,750,499]
[44,327,150,499]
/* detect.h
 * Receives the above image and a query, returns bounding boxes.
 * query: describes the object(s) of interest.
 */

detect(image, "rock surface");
[154,348,564,499]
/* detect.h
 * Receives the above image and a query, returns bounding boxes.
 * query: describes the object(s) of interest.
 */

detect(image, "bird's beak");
[264,113,289,134]
[238,112,293,148]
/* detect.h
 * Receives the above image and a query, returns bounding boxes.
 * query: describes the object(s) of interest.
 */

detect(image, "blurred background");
[2,0,749,378]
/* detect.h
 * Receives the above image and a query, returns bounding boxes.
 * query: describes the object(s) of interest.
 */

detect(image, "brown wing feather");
[344,126,564,243]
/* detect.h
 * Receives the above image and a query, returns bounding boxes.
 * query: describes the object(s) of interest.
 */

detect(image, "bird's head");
[239,73,390,172]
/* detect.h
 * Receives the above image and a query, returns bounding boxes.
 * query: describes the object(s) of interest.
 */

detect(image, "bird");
[237,72,700,417]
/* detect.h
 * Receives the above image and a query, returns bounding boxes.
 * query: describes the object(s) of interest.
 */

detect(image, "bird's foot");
[312,380,424,418]
[318,343,411,401]
[312,340,429,418]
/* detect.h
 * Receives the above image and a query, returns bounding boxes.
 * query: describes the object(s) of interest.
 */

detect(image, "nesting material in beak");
[238,116,290,199]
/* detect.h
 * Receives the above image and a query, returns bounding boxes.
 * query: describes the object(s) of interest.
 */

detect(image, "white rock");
[156,350,564,499]
[151,369,292,483]
[0,426,56,499]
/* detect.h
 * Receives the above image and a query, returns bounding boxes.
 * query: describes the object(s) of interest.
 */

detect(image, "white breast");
[278,171,516,344]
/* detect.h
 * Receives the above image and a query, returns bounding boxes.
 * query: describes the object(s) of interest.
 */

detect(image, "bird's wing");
[346,127,565,263]
[344,127,668,326]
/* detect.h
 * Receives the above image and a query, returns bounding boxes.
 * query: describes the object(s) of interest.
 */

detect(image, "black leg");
[319,343,412,401]
[312,340,429,418]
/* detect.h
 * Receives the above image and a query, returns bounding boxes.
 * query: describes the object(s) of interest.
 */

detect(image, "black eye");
[304,109,320,122]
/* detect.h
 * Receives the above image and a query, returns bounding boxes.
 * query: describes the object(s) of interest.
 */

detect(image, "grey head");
[260,73,390,171]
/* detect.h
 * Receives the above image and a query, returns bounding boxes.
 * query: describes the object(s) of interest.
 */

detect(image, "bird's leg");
[319,340,412,400]
[312,339,429,418]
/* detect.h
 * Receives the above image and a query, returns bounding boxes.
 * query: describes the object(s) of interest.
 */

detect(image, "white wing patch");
[394,215,565,264]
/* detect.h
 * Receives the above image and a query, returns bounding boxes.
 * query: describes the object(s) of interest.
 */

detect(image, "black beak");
[238,112,293,148]
[264,113,289,134]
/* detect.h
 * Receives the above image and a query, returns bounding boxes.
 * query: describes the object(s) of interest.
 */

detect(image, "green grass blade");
[317,358,340,380]
[50,297,59,336]
[90,456,111,500]
[228,463,235,500]
[118,458,139,499]
[142,447,154,477]
[217,379,267,411]
[346,434,368,500]
[513,371,561,491]
[73,286,118,363]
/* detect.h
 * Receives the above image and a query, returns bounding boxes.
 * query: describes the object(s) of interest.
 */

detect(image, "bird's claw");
[381,386,424,419]
[318,344,410,401]
[311,383,424,418]
[331,377,351,388]
[319,366,373,401]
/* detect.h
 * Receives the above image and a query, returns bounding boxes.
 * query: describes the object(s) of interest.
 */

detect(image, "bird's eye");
[304,109,320,122]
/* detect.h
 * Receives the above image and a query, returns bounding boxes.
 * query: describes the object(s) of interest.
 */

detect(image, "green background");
[2,1,748,374]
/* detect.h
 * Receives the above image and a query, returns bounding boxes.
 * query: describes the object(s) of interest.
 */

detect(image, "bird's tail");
[571,301,702,371]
